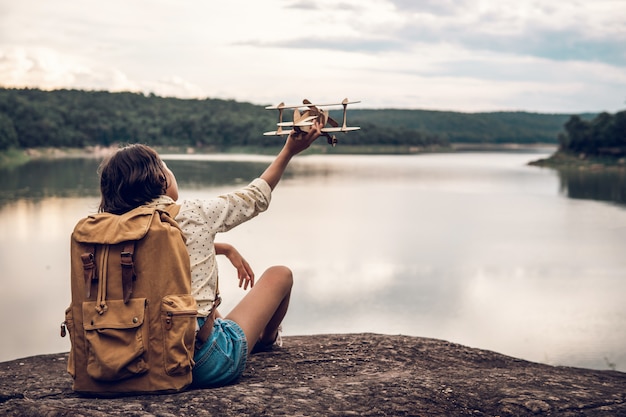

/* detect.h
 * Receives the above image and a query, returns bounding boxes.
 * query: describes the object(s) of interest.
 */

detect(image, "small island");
[529,110,626,170]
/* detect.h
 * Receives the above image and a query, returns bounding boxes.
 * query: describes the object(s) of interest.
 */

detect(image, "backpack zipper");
[164,310,197,330]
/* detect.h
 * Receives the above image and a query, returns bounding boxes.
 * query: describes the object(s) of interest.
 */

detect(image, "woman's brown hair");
[98,144,168,214]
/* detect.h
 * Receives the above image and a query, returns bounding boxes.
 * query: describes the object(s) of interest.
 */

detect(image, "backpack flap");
[72,208,154,305]
[72,207,156,245]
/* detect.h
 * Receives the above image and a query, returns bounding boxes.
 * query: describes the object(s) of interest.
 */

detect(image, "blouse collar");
[145,195,176,210]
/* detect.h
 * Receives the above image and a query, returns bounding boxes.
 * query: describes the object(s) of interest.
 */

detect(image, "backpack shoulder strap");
[163,204,181,219]
[80,245,96,298]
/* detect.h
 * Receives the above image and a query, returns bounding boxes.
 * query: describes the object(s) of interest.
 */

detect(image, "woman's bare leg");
[225,265,293,354]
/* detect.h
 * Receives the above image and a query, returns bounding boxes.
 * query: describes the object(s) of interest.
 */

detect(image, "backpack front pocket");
[161,294,197,376]
[83,298,149,381]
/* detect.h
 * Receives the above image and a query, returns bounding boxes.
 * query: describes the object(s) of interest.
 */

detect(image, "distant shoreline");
[1,143,562,169]
[0,145,431,168]
[528,150,626,170]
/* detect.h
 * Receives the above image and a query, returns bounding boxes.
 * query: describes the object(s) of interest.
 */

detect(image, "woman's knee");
[263,265,293,289]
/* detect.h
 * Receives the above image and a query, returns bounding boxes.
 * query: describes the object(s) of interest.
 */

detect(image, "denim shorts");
[192,318,248,387]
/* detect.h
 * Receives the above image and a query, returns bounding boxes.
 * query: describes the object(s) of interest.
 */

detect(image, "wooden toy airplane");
[264,98,360,146]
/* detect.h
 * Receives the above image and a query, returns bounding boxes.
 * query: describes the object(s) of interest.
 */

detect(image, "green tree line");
[346,109,586,143]
[0,87,597,151]
[558,111,626,157]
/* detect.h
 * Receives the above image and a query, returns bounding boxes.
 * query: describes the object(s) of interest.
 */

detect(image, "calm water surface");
[1,150,625,372]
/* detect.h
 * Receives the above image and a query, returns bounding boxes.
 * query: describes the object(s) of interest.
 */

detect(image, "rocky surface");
[1,333,625,416]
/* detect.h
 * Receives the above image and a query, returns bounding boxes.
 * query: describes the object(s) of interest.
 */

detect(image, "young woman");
[97,122,322,387]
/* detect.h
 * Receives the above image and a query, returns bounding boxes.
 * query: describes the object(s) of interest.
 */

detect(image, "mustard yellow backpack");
[62,204,197,395]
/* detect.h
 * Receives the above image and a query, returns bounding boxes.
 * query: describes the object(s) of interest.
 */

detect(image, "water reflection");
[1,152,625,374]
[162,156,274,189]
[0,158,101,205]
[10,154,623,208]
[557,168,626,207]
[0,157,275,208]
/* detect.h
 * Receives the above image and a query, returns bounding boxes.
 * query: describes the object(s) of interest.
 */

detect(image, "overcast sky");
[1,0,624,113]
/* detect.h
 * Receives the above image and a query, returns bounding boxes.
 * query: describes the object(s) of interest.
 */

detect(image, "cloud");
[284,0,322,10]
[240,37,406,53]
[244,0,626,68]
[389,0,626,66]
[390,0,472,15]
[518,30,626,66]
[398,25,626,67]
[0,0,624,112]
[0,46,139,92]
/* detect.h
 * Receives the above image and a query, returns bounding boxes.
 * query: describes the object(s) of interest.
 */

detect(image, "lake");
[1,148,625,372]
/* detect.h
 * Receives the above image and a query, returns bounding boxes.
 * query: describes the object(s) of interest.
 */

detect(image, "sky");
[0,0,625,113]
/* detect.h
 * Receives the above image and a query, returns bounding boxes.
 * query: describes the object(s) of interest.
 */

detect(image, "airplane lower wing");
[322,127,361,132]
[264,126,360,136]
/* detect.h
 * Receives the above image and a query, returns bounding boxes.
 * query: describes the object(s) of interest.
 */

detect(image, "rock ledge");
[1,333,625,416]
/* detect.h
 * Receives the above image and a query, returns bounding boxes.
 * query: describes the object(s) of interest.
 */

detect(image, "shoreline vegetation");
[3,143,626,172]
[0,87,623,170]
[0,143,447,163]
[4,143,626,172]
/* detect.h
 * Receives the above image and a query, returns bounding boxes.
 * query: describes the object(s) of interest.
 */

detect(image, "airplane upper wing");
[265,100,361,110]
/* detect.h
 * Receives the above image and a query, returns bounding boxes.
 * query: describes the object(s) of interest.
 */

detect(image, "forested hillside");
[346,109,585,143]
[0,87,594,151]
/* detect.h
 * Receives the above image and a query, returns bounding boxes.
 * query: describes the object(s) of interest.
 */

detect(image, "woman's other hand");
[215,243,255,290]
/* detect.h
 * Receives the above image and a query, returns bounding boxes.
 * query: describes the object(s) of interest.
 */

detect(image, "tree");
[0,112,18,150]
[563,115,591,154]
[560,111,626,157]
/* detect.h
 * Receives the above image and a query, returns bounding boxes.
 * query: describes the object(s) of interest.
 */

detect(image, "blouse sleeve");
[184,178,272,234]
